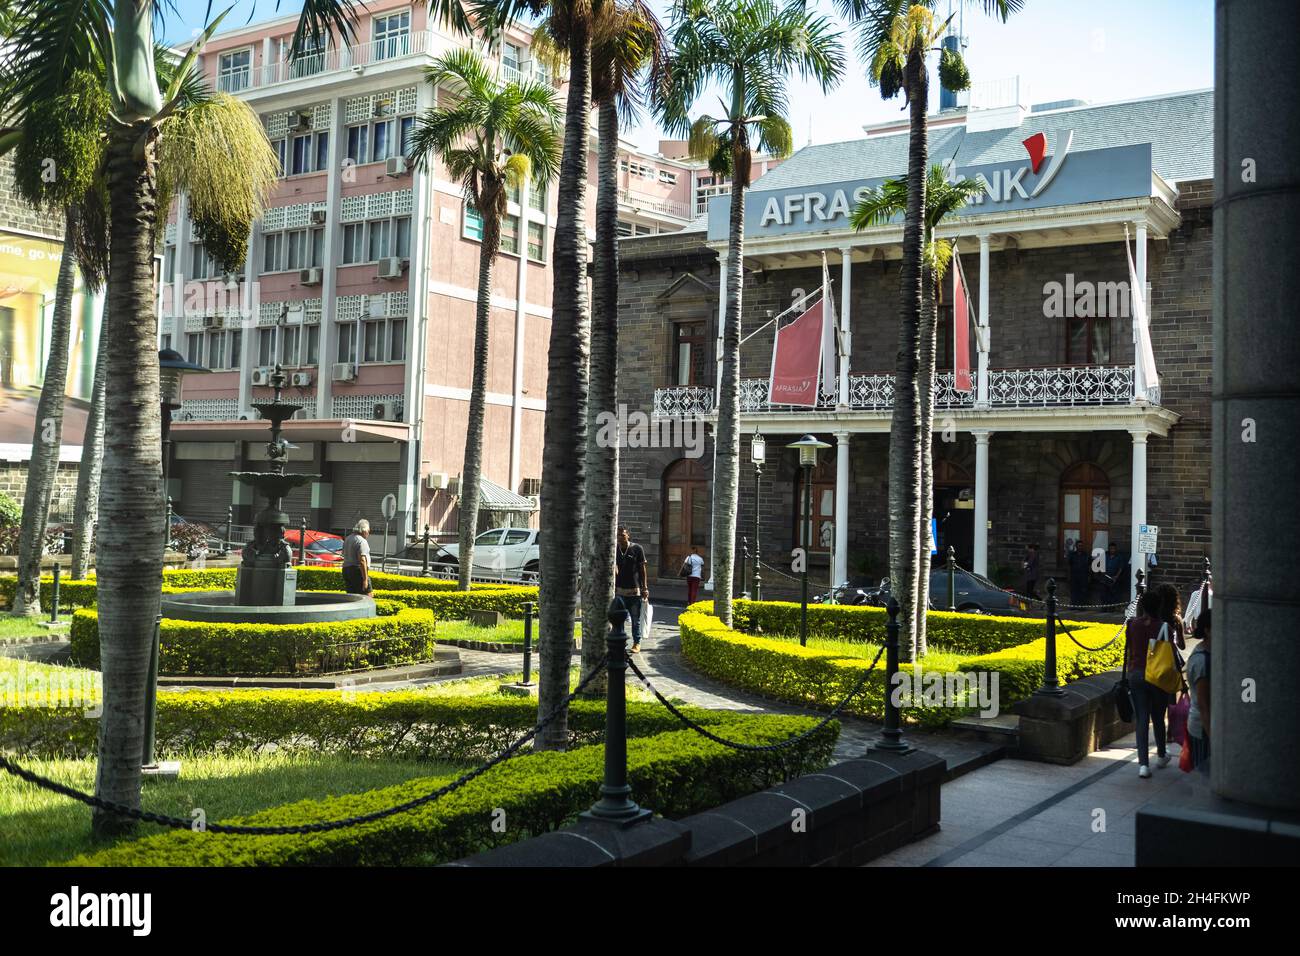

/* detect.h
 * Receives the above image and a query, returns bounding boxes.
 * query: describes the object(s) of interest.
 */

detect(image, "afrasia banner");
[953,249,973,392]
[768,297,826,407]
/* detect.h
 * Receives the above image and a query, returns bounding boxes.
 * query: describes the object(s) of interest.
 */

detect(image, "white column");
[316,94,345,418]
[1134,222,1149,399]
[834,431,850,584]
[715,253,727,399]
[976,233,991,408]
[973,430,991,576]
[1130,429,1148,601]
[509,179,530,493]
[839,246,851,406]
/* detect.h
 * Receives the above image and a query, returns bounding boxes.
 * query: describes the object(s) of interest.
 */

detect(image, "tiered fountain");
[161,363,376,624]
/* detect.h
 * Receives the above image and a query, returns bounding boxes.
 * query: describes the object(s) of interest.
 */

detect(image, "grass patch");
[436,618,582,647]
[0,750,466,867]
[0,616,68,641]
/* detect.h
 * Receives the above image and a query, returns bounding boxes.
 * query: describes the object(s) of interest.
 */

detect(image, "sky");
[162,0,1214,153]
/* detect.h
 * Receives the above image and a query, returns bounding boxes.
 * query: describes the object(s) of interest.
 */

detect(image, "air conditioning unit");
[238,409,262,421]
[377,257,406,279]
[290,371,313,387]
[299,268,323,285]
[250,367,272,386]
[385,155,408,177]
[332,362,356,382]
[520,477,541,497]
[293,111,312,132]
[423,471,449,490]
[446,475,461,497]
[373,99,393,117]
[310,207,327,225]
[292,407,312,420]
[202,314,224,330]
[371,401,399,421]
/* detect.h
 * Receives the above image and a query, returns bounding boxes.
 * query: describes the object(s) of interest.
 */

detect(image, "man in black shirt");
[615,527,649,652]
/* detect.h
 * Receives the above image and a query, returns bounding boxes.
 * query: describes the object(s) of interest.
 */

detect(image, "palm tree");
[658,0,844,627]
[852,0,1018,658]
[852,165,983,655]
[3,5,279,835]
[409,51,561,592]
[69,326,108,580]
[2,70,109,616]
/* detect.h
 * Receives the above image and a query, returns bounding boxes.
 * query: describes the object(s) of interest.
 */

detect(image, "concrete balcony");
[216,31,438,94]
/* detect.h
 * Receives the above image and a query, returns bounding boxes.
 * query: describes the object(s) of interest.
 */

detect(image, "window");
[207,330,227,369]
[271,138,287,176]
[288,132,328,176]
[503,43,521,79]
[368,219,392,261]
[503,529,530,546]
[160,333,172,352]
[336,324,358,364]
[389,318,406,362]
[163,244,176,277]
[263,233,283,273]
[342,223,365,265]
[399,116,414,156]
[190,243,218,280]
[218,49,252,93]
[529,177,546,211]
[371,119,393,163]
[284,34,327,79]
[316,132,330,172]
[659,170,678,185]
[304,325,320,366]
[346,124,369,165]
[534,58,550,86]
[346,115,412,167]
[1066,314,1111,365]
[795,460,835,554]
[362,319,385,362]
[279,325,301,366]
[394,217,411,258]
[373,11,411,60]
[229,329,242,369]
[256,327,275,366]
[464,205,484,241]
[527,221,546,261]
[186,332,202,365]
[500,214,519,255]
[263,228,322,273]
[673,321,707,386]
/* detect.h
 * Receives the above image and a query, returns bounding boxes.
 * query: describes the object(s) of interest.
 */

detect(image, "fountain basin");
[160,591,376,624]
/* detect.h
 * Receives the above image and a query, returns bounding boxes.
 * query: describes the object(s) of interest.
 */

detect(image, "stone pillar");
[834,432,849,585]
[1211,0,1300,813]
[1129,429,1147,601]
[973,430,990,576]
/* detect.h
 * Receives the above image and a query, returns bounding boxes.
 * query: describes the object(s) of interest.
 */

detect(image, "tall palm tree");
[658,0,844,627]
[69,326,108,580]
[572,0,668,696]
[409,49,562,591]
[2,69,110,616]
[852,165,983,655]
[853,0,1018,658]
[3,5,279,835]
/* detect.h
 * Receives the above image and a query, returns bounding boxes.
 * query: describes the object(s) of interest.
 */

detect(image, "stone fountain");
[161,362,376,624]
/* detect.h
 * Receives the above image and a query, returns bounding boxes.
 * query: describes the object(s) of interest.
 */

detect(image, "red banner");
[953,254,973,392]
[768,298,825,407]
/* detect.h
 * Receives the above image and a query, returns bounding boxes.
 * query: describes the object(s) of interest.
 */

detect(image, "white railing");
[253,31,434,89]
[620,190,691,220]
[655,365,1150,416]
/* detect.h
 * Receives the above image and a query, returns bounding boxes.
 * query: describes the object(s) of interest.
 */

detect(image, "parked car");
[282,528,344,566]
[832,569,1018,614]
[437,528,540,579]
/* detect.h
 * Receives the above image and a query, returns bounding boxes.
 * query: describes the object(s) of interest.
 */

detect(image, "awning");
[479,477,537,512]
[170,419,412,443]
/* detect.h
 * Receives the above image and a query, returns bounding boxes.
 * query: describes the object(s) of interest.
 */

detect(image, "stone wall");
[0,154,62,238]
[0,463,81,525]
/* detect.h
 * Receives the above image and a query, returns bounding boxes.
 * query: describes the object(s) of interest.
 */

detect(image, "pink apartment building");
[161,1,775,540]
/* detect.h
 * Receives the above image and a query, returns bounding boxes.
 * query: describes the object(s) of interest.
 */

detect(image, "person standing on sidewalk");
[1125,589,1184,778]
[342,519,373,596]
[680,545,704,605]
[1184,584,1212,773]
[615,527,649,653]
[1022,543,1041,600]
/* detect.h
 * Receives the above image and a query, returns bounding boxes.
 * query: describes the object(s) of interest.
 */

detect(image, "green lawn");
[0,750,466,867]
[763,632,969,672]
[437,617,582,646]
[0,615,68,641]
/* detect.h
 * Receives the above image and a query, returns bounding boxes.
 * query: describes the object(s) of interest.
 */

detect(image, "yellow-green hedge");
[68,604,437,677]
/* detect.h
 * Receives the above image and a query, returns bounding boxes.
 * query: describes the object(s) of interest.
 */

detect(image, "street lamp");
[146,348,210,776]
[788,435,830,647]
[751,431,766,602]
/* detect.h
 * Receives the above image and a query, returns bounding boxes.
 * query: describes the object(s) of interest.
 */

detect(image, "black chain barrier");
[954,561,1130,612]
[0,657,609,836]
[625,643,886,752]
[1055,614,1127,652]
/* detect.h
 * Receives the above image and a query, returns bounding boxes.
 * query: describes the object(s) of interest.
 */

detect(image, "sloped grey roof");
[751,89,1213,192]
[479,477,536,512]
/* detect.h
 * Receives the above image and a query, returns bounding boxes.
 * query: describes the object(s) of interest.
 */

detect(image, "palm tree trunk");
[11,208,79,616]
[536,21,592,751]
[889,49,928,661]
[579,96,619,697]
[457,188,502,591]
[70,315,109,580]
[915,265,937,656]
[92,120,163,837]
[711,138,747,628]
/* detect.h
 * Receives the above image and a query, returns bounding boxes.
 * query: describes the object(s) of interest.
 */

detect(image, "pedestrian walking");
[680,545,704,605]
[1066,537,1090,605]
[1183,583,1212,773]
[342,519,373,596]
[615,527,649,653]
[1022,543,1040,600]
[1124,588,1186,777]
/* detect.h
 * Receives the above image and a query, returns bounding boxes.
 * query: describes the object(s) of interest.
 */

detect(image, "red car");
[283,528,345,565]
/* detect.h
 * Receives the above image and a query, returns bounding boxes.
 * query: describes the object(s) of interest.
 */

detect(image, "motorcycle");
[811,581,872,605]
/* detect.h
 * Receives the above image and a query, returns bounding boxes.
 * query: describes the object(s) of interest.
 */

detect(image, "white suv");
[438,528,540,580]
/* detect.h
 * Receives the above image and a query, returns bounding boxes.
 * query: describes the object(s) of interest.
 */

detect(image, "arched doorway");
[792,458,836,554]
[933,459,975,568]
[1060,461,1111,561]
[661,458,709,579]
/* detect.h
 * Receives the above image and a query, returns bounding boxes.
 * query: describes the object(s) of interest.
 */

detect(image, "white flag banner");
[1126,238,1159,398]
[820,254,837,398]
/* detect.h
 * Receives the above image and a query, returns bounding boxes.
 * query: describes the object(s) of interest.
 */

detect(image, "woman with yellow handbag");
[1124,587,1187,778]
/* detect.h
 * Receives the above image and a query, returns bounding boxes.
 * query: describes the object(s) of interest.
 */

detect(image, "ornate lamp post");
[751,431,766,602]
[147,348,210,775]
[788,435,830,647]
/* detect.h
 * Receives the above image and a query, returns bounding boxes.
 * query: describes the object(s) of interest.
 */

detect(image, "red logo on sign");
[1022,132,1048,174]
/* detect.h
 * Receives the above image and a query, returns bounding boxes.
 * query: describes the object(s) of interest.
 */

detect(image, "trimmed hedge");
[66,713,836,867]
[729,598,1075,656]
[679,605,1126,727]
[370,585,539,619]
[68,605,437,677]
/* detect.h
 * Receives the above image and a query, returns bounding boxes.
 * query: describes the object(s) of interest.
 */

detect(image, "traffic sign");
[381,493,397,521]
[1138,524,1159,554]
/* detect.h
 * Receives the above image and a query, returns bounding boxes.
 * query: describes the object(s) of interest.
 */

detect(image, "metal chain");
[0,657,608,836]
[1055,614,1127,651]
[952,561,1130,612]
[626,643,886,752]
[756,559,805,586]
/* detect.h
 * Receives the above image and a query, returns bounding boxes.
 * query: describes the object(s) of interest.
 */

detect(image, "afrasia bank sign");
[706,140,1155,241]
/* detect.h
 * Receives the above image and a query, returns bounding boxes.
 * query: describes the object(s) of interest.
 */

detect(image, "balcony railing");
[619,190,691,220]
[228,31,435,91]
[653,365,1155,417]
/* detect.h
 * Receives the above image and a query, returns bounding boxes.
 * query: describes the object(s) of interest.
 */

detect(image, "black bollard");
[1035,579,1064,697]
[521,601,534,686]
[226,505,234,553]
[50,561,61,624]
[299,517,307,566]
[422,524,431,575]
[740,536,749,600]
[582,598,652,825]
[1202,556,1212,587]
[946,545,957,612]
[1135,568,1146,599]
[870,596,913,754]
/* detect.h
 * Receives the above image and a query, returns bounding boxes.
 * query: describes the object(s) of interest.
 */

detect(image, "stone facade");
[0,463,81,524]
[615,182,1213,596]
